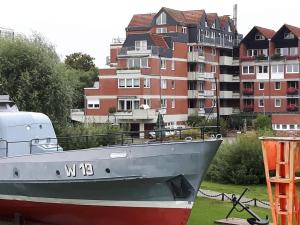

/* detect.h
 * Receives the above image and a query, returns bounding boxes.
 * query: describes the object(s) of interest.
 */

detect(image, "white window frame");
[143,98,151,108]
[255,34,265,40]
[290,47,298,56]
[211,82,216,90]
[228,35,232,42]
[156,12,166,25]
[161,59,166,69]
[271,64,284,74]
[171,60,175,70]
[258,99,264,107]
[275,82,281,90]
[284,32,294,39]
[156,27,167,34]
[118,78,140,88]
[135,40,147,51]
[242,66,255,74]
[171,99,175,108]
[275,99,281,108]
[286,64,299,73]
[257,65,268,74]
[211,65,217,73]
[144,78,151,88]
[87,99,100,109]
[259,82,265,90]
[118,99,140,111]
[127,58,148,69]
[161,98,167,108]
[182,26,187,34]
[161,79,167,89]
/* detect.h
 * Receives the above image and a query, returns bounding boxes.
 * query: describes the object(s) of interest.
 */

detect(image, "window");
[211,65,217,73]
[199,99,204,108]
[284,32,294,39]
[160,59,166,69]
[212,48,216,55]
[156,27,167,34]
[282,124,287,130]
[259,99,264,107]
[211,32,215,39]
[276,48,289,56]
[286,64,299,73]
[161,98,167,108]
[205,20,208,27]
[156,12,166,25]
[290,47,298,56]
[205,30,210,37]
[290,124,295,130]
[242,66,254,74]
[271,64,284,73]
[275,82,281,90]
[118,78,140,88]
[87,99,100,109]
[211,82,216,90]
[228,25,231,32]
[228,35,232,42]
[212,22,216,29]
[259,82,264,90]
[276,124,280,130]
[118,79,125,88]
[182,26,187,34]
[275,99,281,107]
[118,99,140,111]
[171,80,175,89]
[171,99,175,108]
[212,99,216,107]
[143,98,151,107]
[161,79,167,89]
[127,58,148,69]
[255,33,265,40]
[135,40,147,51]
[247,49,268,57]
[257,65,268,73]
[171,60,175,70]
[144,78,150,88]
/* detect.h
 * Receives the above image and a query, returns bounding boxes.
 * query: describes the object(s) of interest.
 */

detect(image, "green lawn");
[188,197,271,225]
[201,181,269,201]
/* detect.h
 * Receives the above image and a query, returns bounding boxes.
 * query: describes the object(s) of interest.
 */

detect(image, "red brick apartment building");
[71,7,300,133]
[240,24,300,131]
[71,7,241,134]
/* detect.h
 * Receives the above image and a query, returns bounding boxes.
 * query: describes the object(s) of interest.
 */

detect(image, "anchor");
[226,188,269,225]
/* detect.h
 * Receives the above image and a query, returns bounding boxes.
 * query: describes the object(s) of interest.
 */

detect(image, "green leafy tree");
[64,52,96,72]
[0,34,73,126]
[254,114,272,130]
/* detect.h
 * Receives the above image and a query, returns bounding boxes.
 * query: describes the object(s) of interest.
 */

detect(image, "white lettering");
[79,163,94,176]
[65,164,76,177]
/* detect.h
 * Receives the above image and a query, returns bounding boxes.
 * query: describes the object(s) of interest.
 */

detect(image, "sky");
[0,0,299,67]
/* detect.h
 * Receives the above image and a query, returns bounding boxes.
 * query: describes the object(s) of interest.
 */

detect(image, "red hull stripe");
[0,199,192,225]
[0,194,193,208]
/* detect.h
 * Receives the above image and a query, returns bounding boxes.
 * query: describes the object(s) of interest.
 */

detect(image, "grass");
[188,197,271,225]
[201,181,269,201]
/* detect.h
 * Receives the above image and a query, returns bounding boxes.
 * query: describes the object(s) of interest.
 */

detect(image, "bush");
[206,133,265,184]
[55,124,122,150]
[254,114,272,130]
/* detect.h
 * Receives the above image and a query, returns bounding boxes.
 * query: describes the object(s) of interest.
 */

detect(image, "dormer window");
[182,26,187,34]
[284,32,294,39]
[212,21,216,29]
[205,19,208,27]
[135,40,147,51]
[255,33,265,40]
[156,12,166,25]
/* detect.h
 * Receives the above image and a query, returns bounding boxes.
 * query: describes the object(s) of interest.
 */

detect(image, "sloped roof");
[150,34,168,48]
[255,26,276,39]
[206,13,218,27]
[219,15,230,28]
[162,7,206,25]
[285,24,300,37]
[128,13,156,27]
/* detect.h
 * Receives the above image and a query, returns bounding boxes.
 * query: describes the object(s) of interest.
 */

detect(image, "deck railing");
[0,126,221,157]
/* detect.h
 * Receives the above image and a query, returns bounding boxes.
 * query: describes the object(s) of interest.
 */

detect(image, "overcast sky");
[0,0,299,67]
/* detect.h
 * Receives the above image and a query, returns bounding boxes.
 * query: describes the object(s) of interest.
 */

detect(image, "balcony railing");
[287,87,298,95]
[242,88,254,95]
[287,104,298,112]
[187,51,205,62]
[118,46,172,57]
[243,105,254,112]
[198,35,235,48]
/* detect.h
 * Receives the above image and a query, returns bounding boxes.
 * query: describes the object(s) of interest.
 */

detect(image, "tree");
[0,34,73,126]
[64,52,96,71]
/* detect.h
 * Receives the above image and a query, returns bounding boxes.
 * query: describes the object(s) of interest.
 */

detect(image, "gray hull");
[0,139,222,225]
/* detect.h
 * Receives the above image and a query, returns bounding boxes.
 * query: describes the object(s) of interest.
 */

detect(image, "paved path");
[198,189,270,209]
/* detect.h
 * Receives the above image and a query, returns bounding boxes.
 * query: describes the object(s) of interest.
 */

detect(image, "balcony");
[287,104,298,112]
[188,90,205,98]
[114,109,157,120]
[242,88,254,95]
[198,35,233,49]
[188,108,205,116]
[118,46,171,57]
[219,74,240,82]
[204,90,214,97]
[243,105,254,112]
[287,87,298,95]
[271,72,284,80]
[188,51,205,62]
[220,91,240,99]
[188,72,214,80]
[219,56,233,65]
[256,73,269,80]
[220,107,240,115]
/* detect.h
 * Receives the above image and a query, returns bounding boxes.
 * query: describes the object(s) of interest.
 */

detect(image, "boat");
[0,96,222,225]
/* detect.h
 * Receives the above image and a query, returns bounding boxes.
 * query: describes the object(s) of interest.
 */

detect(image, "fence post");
[221,193,224,201]
[254,198,257,207]
[179,129,182,140]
